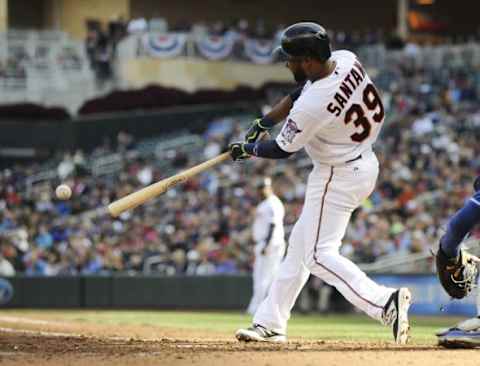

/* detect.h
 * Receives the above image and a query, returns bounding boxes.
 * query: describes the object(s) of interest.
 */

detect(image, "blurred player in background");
[246,177,286,315]
[435,176,480,348]
[229,22,411,344]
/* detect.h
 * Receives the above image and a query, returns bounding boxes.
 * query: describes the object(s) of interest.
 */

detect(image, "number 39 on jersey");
[327,60,385,143]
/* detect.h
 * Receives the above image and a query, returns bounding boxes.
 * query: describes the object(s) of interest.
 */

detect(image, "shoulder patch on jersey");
[281,119,302,143]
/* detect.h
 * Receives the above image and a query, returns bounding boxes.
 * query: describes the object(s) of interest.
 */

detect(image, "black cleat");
[382,288,412,344]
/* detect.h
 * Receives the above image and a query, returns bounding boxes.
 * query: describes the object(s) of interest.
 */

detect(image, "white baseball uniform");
[247,194,286,315]
[253,50,396,334]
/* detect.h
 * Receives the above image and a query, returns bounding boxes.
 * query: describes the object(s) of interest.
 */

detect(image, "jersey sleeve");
[275,107,318,153]
[275,89,331,153]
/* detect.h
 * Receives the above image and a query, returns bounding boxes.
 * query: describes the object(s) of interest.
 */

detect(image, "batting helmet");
[276,22,331,62]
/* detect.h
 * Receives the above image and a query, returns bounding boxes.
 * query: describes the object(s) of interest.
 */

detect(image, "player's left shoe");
[235,324,287,343]
[382,288,412,344]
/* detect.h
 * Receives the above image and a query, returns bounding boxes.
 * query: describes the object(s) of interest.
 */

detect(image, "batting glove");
[229,142,251,161]
[245,118,271,144]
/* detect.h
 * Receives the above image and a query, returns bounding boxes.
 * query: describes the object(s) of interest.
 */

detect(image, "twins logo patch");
[281,119,302,143]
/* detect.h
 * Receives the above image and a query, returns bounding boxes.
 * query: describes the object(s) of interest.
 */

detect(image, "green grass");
[2,309,464,344]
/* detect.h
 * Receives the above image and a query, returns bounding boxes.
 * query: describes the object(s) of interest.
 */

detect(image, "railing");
[0,30,95,114]
[358,237,480,273]
[117,32,278,64]
[3,29,480,115]
[350,42,480,70]
[25,133,204,188]
[118,32,480,70]
[359,252,433,273]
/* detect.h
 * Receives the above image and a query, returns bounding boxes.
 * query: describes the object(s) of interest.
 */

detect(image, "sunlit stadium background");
[1,0,480,321]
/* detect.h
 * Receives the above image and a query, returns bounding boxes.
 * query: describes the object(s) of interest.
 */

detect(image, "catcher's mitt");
[436,248,479,299]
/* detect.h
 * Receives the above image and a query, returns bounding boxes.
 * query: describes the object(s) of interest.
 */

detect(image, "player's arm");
[245,86,303,144]
[230,105,318,161]
[230,140,292,160]
[265,87,303,124]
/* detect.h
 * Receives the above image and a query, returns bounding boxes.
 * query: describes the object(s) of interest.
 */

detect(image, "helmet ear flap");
[272,46,289,63]
[315,30,329,41]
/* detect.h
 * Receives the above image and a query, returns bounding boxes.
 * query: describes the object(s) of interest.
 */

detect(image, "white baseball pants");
[246,244,285,315]
[253,150,396,334]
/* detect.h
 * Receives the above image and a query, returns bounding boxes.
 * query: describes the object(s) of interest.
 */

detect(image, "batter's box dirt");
[0,331,479,366]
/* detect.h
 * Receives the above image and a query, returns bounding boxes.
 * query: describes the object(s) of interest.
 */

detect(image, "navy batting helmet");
[275,22,331,62]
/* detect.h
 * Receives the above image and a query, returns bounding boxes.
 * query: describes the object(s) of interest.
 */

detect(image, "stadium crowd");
[1,41,480,277]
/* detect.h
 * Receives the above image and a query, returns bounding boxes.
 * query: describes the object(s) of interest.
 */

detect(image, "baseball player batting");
[229,22,412,344]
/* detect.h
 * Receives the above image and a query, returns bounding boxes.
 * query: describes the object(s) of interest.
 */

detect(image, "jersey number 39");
[344,83,384,142]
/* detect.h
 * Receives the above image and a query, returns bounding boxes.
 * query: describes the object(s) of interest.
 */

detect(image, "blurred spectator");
[0,254,15,277]
[127,17,148,34]
[57,153,75,179]
[84,18,125,88]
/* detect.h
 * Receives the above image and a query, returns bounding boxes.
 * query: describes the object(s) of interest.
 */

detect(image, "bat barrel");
[107,152,231,217]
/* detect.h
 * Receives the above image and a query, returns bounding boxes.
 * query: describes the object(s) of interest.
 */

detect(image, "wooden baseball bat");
[107,152,231,217]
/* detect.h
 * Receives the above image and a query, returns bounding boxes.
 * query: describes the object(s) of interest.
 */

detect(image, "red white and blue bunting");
[141,32,282,63]
[244,39,276,64]
[142,33,187,58]
[195,35,235,61]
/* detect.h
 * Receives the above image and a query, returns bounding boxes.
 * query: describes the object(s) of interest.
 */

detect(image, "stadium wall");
[0,102,257,151]
[1,275,252,309]
[121,58,291,92]
[0,275,477,316]
[0,0,6,32]
[57,0,130,40]
[7,0,45,29]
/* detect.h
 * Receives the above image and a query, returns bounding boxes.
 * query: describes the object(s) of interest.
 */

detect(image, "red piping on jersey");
[313,166,334,246]
[313,166,383,310]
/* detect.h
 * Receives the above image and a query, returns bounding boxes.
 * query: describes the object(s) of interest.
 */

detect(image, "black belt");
[345,154,362,163]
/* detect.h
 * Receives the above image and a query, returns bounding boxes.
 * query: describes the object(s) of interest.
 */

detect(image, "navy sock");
[440,192,480,258]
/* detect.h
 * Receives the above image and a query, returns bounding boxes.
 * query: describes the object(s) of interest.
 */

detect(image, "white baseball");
[55,184,72,200]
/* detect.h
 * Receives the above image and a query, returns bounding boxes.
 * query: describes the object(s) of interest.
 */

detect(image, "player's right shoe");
[235,324,287,343]
[382,288,412,345]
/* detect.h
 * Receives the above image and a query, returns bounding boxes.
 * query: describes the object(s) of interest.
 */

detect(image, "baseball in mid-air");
[55,184,72,200]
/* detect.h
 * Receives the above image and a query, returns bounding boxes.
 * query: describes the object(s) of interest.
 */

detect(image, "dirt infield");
[0,316,478,366]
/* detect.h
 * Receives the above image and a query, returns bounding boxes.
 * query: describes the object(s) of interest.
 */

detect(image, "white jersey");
[252,194,285,246]
[276,50,385,165]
